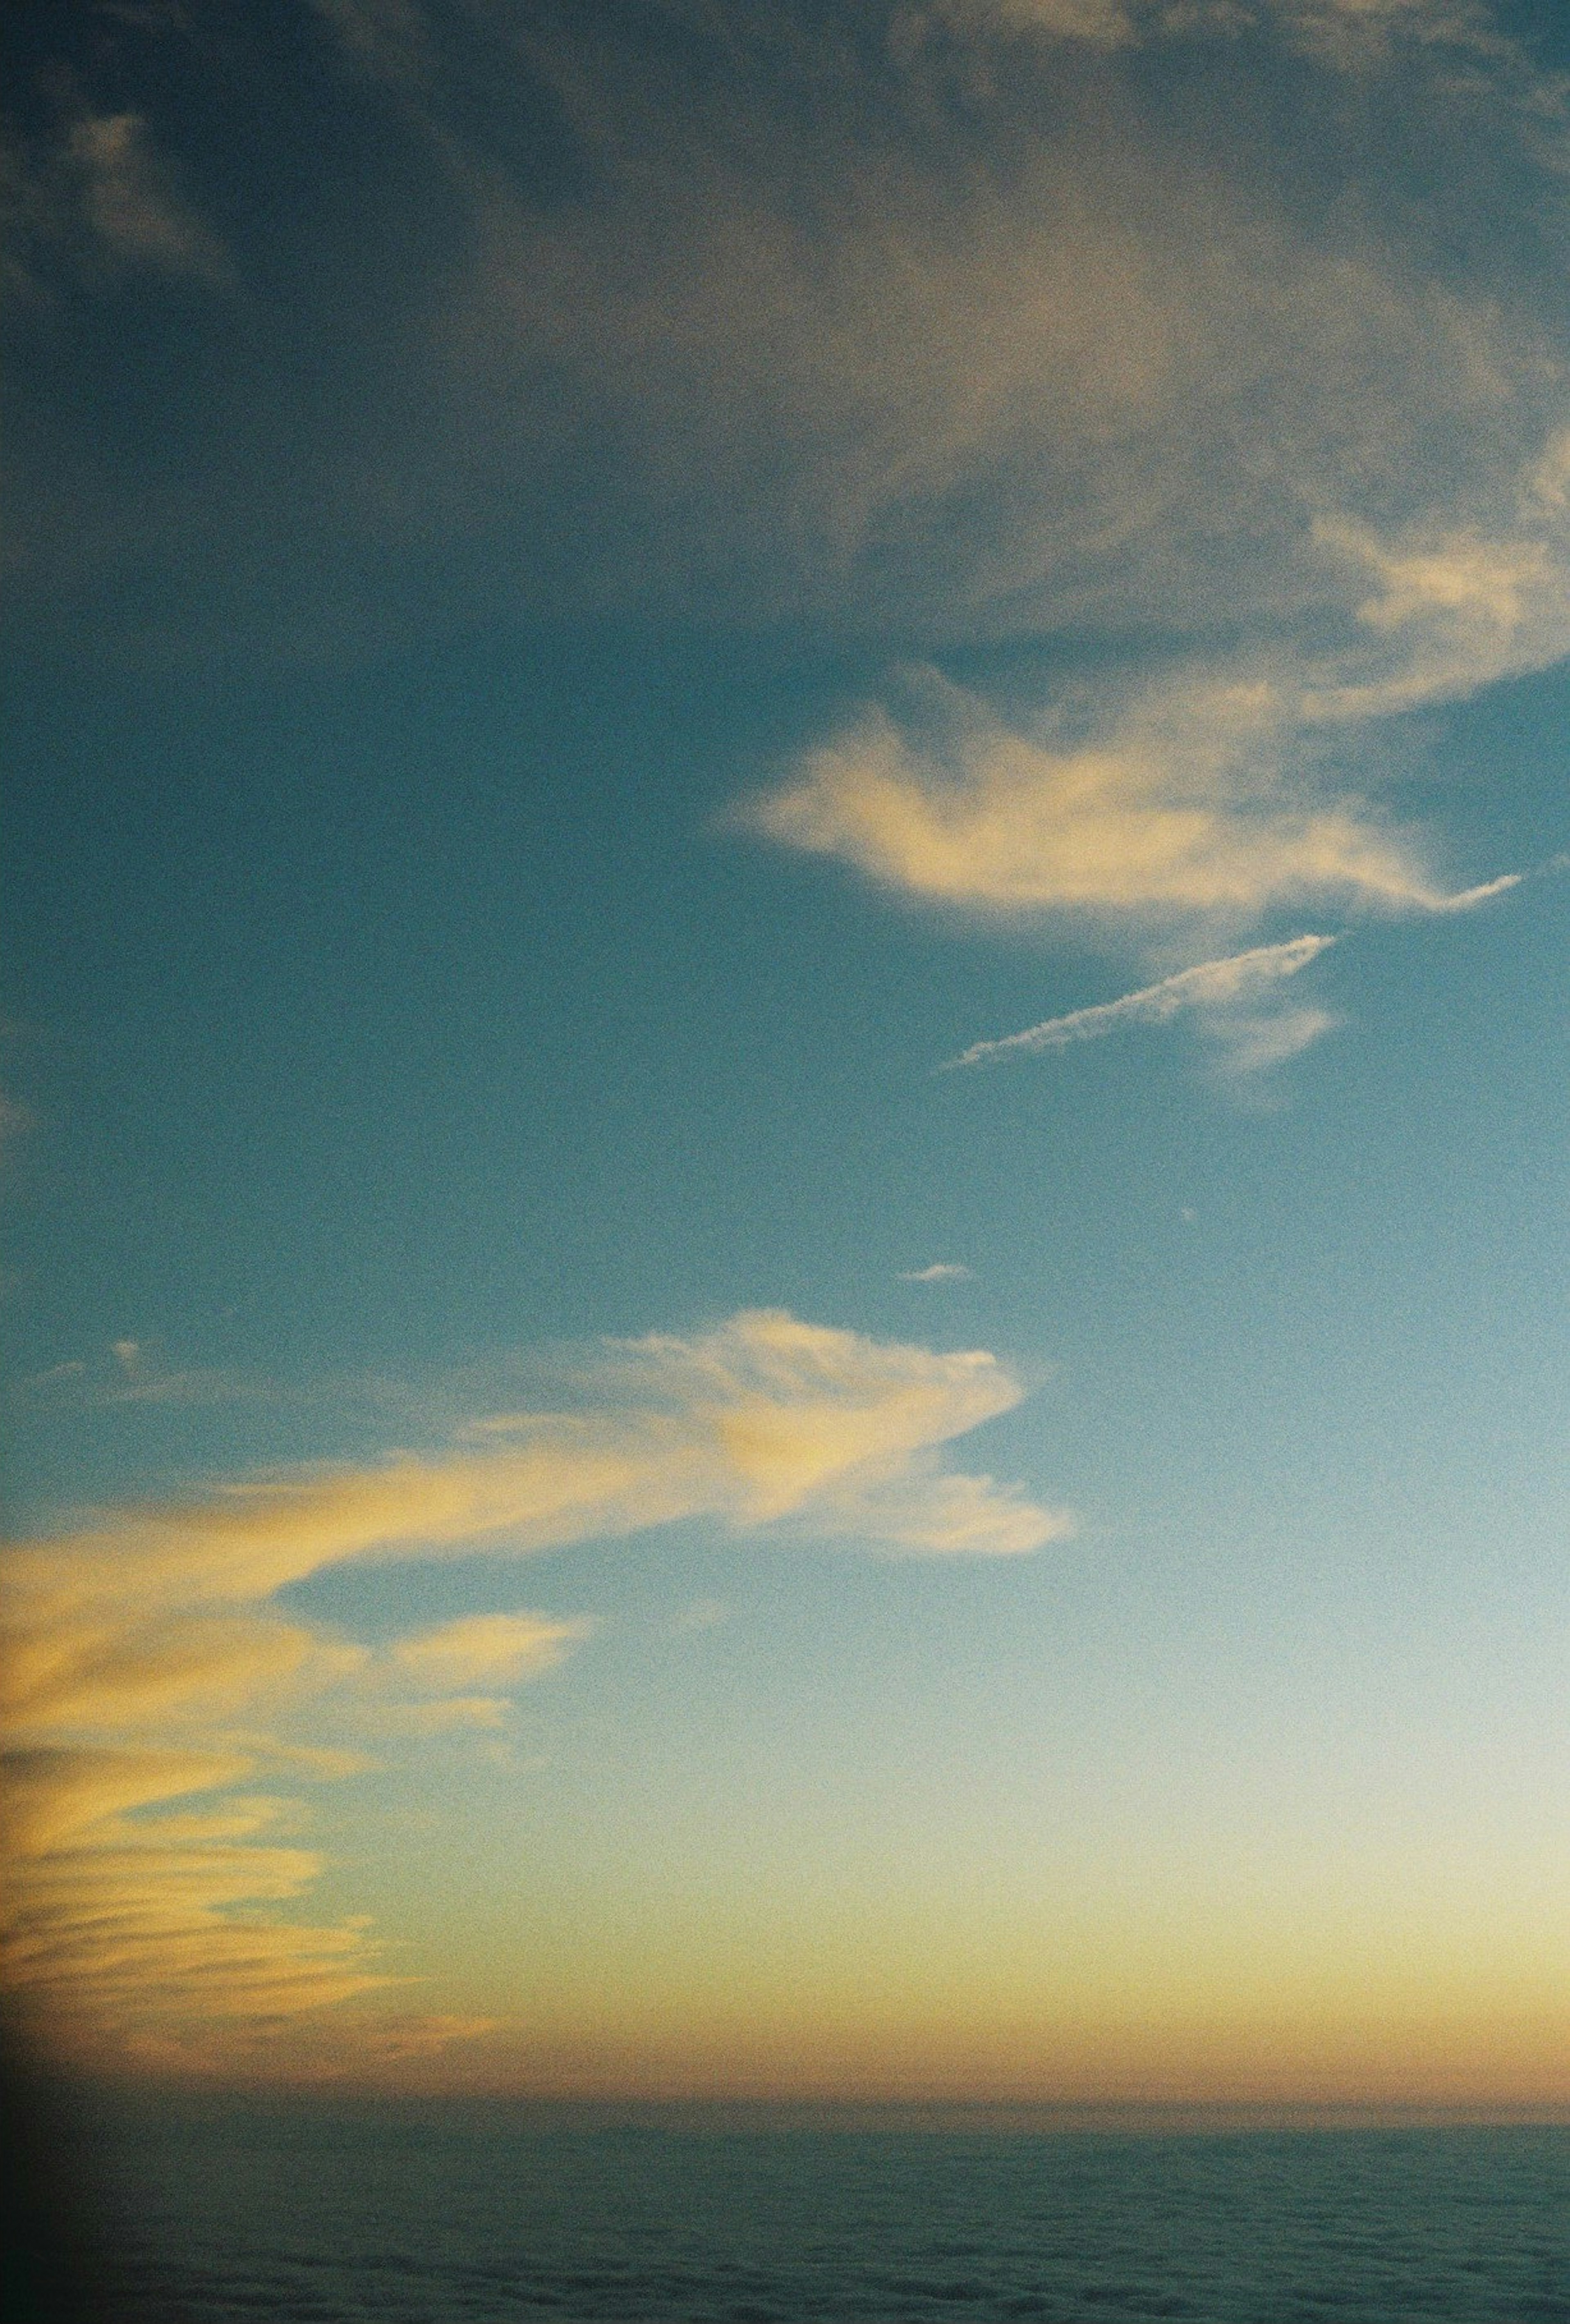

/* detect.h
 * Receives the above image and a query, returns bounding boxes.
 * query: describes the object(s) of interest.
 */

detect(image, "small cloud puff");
[389,1611,590,1691]
[899,1262,974,1282]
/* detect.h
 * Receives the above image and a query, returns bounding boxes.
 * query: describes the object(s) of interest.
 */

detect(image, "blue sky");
[3,0,1568,2104]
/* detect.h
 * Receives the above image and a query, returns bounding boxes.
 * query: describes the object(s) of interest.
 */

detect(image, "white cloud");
[1,1311,1061,2062]
[945,936,1337,1068]
[899,1262,974,1282]
[1423,874,1523,914]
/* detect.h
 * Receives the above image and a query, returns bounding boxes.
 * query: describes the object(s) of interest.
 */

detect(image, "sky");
[2,0,1568,2114]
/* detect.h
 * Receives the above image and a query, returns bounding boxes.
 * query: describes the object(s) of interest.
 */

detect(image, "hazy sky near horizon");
[3,0,1568,2107]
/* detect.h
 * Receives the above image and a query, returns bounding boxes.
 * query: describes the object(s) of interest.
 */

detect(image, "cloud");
[747,672,1448,926]
[13,1338,271,1411]
[12,0,1570,682]
[1308,511,1570,718]
[899,1262,974,1282]
[2,1311,1060,2062]
[0,1748,393,2047]
[0,1091,32,1151]
[933,0,1143,42]
[1423,874,1523,914]
[401,3,1567,964]
[939,852,1522,1074]
[945,935,1337,1067]
[389,1611,590,1691]
[446,97,1557,644]
[943,0,1554,78]
[102,1342,267,1408]
[66,114,231,283]
[1200,1002,1341,1078]
[308,0,434,87]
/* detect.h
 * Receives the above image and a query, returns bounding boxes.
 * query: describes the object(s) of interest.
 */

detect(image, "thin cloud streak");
[940,858,1525,1073]
[1424,874,1523,914]
[944,937,1338,1069]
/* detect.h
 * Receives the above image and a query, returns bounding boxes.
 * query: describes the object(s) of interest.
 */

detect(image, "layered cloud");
[944,0,1552,74]
[11,0,1569,655]
[745,425,1560,932]
[2,1311,1060,2062]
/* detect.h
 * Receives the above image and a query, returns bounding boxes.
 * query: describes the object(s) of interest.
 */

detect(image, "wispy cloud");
[0,1091,32,1151]
[1422,874,1523,914]
[388,1611,590,1692]
[15,0,1570,677]
[103,1338,267,1408]
[899,1263,974,1282]
[1,1311,1062,2063]
[13,1338,274,1410]
[945,937,1337,1069]
[747,670,1448,926]
[939,855,1526,1074]
[744,478,1564,925]
[67,113,231,284]
[944,0,1560,85]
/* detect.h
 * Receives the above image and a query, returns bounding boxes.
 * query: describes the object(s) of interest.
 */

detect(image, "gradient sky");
[3,0,1568,2110]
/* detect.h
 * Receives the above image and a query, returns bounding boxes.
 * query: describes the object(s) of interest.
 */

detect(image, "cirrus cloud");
[943,934,1338,1068]
[2,1311,1062,2064]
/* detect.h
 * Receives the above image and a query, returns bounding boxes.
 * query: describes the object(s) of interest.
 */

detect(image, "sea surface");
[45,2099,1570,2324]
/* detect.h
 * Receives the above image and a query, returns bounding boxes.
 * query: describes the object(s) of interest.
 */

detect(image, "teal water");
[63,2104,1570,2322]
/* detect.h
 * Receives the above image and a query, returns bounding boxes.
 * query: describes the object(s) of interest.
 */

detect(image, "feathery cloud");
[14,0,1569,679]
[899,1263,974,1282]
[1,1312,1061,2062]
[747,673,1442,926]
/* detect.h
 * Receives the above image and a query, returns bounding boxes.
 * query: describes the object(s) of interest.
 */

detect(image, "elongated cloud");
[946,937,1337,1068]
[748,665,1452,925]
[2,1312,1061,2062]
[389,1611,589,1692]
[748,573,1549,934]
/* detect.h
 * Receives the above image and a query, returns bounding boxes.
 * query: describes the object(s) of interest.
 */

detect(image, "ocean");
[29,2098,1570,2323]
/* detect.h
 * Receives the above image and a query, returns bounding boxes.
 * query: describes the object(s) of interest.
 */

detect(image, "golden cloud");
[2,1311,1061,2064]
